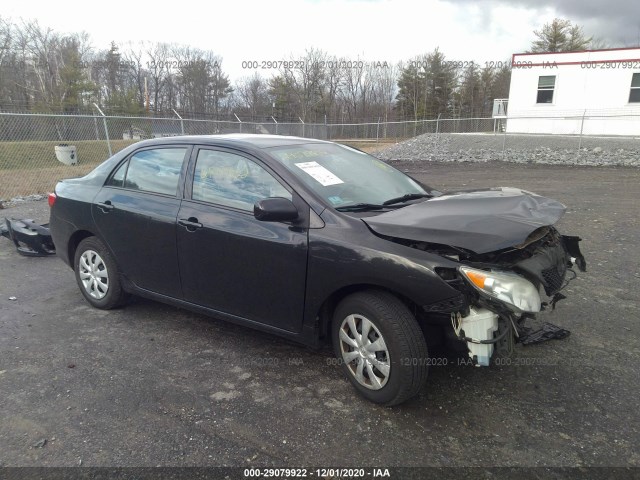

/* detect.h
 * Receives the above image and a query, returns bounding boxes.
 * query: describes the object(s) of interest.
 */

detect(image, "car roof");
[134,134,332,150]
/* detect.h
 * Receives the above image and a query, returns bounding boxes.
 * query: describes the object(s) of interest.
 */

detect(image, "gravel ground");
[0,163,639,472]
[0,194,47,210]
[373,133,640,166]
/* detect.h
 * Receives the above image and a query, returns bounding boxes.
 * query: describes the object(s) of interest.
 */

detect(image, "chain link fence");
[1,112,639,198]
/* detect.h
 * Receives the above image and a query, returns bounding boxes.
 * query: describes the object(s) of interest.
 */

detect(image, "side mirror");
[254,197,299,222]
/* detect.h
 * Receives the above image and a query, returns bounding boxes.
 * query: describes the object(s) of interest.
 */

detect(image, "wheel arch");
[67,230,99,268]
[316,284,422,343]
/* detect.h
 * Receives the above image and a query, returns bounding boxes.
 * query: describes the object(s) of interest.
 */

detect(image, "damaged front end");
[354,186,587,365]
[408,226,586,366]
[456,227,585,365]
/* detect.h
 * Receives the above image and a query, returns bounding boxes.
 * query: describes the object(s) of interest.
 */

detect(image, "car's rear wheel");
[74,237,127,309]
[331,290,429,406]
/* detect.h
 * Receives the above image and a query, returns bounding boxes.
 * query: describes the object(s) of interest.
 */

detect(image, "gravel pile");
[372,133,640,166]
[0,194,46,209]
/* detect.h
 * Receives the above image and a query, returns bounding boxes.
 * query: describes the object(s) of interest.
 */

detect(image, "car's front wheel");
[74,237,127,309]
[331,290,429,406]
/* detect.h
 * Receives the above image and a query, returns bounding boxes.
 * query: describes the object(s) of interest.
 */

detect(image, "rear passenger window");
[120,148,187,196]
[106,161,127,187]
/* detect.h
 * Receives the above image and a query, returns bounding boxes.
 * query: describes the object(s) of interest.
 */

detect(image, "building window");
[537,76,556,104]
[630,73,640,103]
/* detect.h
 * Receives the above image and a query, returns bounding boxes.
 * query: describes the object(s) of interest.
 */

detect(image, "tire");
[331,290,429,406]
[74,237,127,309]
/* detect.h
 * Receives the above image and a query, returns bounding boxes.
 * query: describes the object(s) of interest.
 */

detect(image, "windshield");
[267,143,428,209]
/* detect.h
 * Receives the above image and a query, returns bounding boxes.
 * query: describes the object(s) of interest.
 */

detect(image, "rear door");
[92,146,190,298]
[176,147,309,332]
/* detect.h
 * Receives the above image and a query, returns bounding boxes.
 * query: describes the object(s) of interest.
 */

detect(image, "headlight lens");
[459,266,541,313]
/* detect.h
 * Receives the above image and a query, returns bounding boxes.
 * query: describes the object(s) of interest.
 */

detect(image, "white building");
[506,48,640,135]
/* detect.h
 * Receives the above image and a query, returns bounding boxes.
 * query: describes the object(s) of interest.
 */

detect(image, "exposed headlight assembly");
[459,266,541,313]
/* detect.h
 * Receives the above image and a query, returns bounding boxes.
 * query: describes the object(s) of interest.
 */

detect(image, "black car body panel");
[50,183,102,265]
[176,198,309,332]
[92,188,184,298]
[303,208,465,334]
[362,187,567,254]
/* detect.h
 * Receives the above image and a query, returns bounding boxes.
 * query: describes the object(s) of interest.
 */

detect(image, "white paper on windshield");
[295,161,344,186]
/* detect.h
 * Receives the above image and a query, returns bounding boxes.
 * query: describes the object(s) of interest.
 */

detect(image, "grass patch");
[0,139,137,198]
[0,139,137,171]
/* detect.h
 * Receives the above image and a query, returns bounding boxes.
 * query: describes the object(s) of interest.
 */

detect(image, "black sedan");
[49,134,586,406]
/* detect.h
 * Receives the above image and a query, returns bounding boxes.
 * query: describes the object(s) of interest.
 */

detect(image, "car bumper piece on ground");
[0,218,56,257]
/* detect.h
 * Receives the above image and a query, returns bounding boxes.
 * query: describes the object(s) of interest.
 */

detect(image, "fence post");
[271,116,278,135]
[234,113,242,133]
[376,117,380,143]
[299,117,305,138]
[578,109,587,151]
[173,109,184,135]
[502,123,507,160]
[93,116,100,140]
[325,114,328,140]
[93,103,112,157]
[436,113,441,138]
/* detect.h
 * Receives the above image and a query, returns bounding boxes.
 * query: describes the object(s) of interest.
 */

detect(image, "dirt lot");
[0,162,639,470]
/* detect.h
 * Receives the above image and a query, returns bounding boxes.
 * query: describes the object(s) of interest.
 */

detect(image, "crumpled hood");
[363,187,566,254]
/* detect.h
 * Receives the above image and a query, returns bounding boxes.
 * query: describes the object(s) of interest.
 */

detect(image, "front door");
[177,147,308,332]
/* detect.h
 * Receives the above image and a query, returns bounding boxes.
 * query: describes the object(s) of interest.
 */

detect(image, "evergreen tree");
[530,18,593,53]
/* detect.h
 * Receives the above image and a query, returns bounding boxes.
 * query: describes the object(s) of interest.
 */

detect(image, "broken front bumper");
[452,235,586,365]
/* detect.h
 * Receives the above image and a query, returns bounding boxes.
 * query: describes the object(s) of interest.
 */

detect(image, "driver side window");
[192,149,291,211]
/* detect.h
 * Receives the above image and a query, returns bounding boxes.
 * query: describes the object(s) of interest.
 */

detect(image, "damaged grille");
[541,263,566,296]
[501,227,570,297]
[423,294,468,313]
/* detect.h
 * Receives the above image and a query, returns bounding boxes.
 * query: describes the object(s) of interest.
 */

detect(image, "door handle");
[178,217,203,231]
[97,201,114,212]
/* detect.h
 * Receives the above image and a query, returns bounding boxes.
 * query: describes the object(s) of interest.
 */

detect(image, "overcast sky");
[4,0,639,81]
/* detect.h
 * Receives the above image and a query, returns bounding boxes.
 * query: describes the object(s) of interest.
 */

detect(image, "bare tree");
[122,42,147,111]
[207,54,232,118]
[0,17,15,106]
[280,48,326,122]
[340,57,371,121]
[145,42,169,112]
[316,55,343,122]
[235,72,268,118]
[367,63,397,121]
